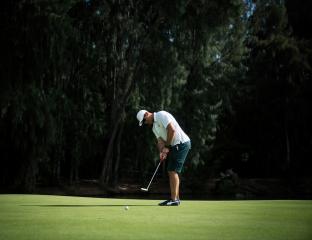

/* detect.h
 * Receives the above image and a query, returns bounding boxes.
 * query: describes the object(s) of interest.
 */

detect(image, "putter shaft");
[141,161,161,191]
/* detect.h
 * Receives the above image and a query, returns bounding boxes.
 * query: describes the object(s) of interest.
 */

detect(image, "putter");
[140,161,161,192]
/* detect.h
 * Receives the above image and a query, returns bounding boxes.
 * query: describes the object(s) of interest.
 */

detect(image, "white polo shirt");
[152,111,190,146]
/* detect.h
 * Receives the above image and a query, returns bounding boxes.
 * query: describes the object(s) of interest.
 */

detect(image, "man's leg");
[169,171,179,200]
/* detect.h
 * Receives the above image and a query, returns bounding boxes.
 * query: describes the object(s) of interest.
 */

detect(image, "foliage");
[0,0,311,192]
[214,0,312,178]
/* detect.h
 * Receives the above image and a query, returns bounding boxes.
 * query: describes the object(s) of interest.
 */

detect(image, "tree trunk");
[100,117,121,185]
[20,149,38,193]
[284,100,291,171]
[98,5,159,186]
[112,119,125,187]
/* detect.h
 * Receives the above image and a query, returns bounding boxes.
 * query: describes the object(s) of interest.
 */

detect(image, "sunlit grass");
[0,194,311,240]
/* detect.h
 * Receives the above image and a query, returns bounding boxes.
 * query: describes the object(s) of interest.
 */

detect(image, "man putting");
[137,110,191,206]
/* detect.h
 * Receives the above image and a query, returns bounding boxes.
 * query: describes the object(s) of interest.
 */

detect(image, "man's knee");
[168,171,178,177]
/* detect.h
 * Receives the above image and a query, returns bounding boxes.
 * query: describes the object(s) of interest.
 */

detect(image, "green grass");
[0,194,311,240]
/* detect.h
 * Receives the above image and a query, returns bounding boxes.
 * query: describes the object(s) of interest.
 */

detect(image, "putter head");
[140,188,148,192]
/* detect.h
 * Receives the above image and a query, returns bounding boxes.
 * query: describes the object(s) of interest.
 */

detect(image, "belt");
[171,141,186,151]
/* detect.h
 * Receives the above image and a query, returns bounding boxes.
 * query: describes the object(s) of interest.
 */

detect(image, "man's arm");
[157,138,166,152]
[165,122,175,146]
[157,138,170,161]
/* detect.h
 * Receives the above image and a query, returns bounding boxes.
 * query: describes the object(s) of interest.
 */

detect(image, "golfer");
[137,110,191,206]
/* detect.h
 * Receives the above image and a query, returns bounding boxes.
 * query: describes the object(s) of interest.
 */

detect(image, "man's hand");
[159,147,170,162]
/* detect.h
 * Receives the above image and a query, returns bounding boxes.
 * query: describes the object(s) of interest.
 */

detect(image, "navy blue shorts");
[167,141,191,173]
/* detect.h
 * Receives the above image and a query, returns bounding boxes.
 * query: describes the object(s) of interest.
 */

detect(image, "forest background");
[1,0,311,198]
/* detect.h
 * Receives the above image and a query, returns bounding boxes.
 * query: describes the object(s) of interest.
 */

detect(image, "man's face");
[143,112,153,125]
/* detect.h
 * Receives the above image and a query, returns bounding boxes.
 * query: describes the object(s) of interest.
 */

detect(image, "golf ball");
[125,206,129,210]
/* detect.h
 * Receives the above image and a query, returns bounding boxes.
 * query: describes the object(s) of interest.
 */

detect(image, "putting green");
[0,194,311,240]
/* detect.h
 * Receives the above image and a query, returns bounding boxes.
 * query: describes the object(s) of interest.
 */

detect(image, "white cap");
[136,110,147,126]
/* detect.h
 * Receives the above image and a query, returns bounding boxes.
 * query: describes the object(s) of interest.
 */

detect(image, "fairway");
[0,195,311,240]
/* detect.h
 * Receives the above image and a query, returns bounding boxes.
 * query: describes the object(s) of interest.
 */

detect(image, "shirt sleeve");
[159,112,171,128]
[152,126,159,138]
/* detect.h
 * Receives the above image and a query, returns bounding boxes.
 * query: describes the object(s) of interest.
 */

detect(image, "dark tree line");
[0,0,311,192]
[214,0,312,179]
